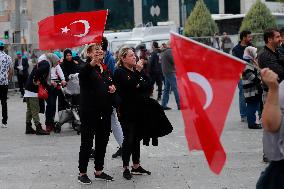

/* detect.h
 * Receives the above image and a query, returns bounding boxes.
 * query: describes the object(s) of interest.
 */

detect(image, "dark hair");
[240,30,251,40]
[0,46,4,51]
[264,28,279,44]
[101,36,108,51]
[152,41,159,48]
[280,28,284,36]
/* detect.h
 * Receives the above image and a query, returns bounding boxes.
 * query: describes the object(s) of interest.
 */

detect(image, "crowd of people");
[2,28,284,186]
[0,37,174,184]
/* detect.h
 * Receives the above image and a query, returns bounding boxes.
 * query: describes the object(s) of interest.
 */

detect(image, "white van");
[121,22,177,51]
[104,31,133,54]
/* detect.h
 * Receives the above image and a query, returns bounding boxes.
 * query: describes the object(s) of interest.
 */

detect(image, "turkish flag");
[171,33,245,174]
[38,10,108,50]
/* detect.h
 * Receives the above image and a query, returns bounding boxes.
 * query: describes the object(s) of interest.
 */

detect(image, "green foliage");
[184,0,218,37]
[239,0,276,33]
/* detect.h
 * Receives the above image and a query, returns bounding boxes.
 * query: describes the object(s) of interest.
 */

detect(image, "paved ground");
[0,89,266,189]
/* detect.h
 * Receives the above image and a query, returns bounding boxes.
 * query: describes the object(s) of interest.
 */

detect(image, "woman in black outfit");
[113,47,152,180]
[58,49,84,111]
[77,43,116,184]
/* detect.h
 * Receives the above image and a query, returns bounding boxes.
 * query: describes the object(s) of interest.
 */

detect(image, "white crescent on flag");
[187,72,213,110]
[61,20,91,38]
[70,20,91,37]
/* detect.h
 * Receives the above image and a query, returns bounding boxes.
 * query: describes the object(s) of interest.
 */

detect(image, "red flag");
[171,33,245,174]
[38,10,108,50]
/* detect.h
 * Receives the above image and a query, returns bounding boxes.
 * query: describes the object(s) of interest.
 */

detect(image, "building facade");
[0,0,53,46]
[0,0,283,46]
[134,0,284,28]
[53,0,134,30]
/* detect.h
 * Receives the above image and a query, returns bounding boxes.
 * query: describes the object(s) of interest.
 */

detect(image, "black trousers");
[0,85,8,124]
[151,73,163,98]
[256,160,284,189]
[121,121,140,167]
[45,86,59,124]
[17,74,27,96]
[78,112,111,173]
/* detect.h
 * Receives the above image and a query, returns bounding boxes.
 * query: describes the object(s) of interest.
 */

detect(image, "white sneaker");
[1,124,7,128]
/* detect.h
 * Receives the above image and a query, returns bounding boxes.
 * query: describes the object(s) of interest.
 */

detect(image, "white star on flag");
[61,26,70,34]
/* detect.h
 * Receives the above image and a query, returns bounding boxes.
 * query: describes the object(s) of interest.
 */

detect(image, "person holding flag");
[78,43,115,184]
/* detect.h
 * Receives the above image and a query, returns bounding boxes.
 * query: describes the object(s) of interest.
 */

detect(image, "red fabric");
[38,84,48,100]
[38,10,108,50]
[171,33,245,174]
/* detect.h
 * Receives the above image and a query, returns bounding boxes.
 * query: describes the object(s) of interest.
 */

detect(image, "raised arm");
[261,68,282,133]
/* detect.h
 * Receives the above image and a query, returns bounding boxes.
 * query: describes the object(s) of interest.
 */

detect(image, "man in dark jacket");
[149,41,163,101]
[14,51,29,97]
[258,28,283,163]
[161,42,180,110]
[258,28,284,91]
[232,30,253,122]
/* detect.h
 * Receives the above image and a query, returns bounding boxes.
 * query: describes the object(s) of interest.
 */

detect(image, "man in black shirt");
[258,28,284,90]
[232,30,253,122]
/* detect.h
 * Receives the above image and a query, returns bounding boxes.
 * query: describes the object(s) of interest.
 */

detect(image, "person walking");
[44,52,66,132]
[242,46,262,129]
[221,32,233,54]
[24,53,59,135]
[14,51,29,98]
[232,30,253,122]
[78,43,115,184]
[160,41,180,110]
[149,41,163,101]
[0,41,12,128]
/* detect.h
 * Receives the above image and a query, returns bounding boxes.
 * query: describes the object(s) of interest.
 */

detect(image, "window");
[67,0,80,11]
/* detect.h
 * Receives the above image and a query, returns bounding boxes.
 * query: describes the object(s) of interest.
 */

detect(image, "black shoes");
[248,123,262,129]
[123,169,132,180]
[162,106,172,110]
[95,172,114,181]
[78,174,92,185]
[25,122,36,134]
[131,166,151,175]
[112,147,122,158]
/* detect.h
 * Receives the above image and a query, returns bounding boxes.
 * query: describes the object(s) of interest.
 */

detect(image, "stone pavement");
[0,90,266,189]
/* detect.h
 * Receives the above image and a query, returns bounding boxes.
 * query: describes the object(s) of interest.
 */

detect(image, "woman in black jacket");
[77,43,116,184]
[24,53,60,135]
[113,47,153,180]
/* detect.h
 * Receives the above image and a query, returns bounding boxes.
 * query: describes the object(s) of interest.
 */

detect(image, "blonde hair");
[85,43,102,57]
[116,47,132,67]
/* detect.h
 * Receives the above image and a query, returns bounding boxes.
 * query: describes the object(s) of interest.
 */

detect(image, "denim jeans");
[238,79,247,118]
[162,73,180,108]
[246,100,260,125]
[111,108,123,147]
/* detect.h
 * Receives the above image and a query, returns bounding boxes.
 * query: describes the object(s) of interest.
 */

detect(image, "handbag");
[38,83,48,99]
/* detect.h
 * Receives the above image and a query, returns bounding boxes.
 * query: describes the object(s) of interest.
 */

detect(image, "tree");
[184,0,218,37]
[239,0,276,33]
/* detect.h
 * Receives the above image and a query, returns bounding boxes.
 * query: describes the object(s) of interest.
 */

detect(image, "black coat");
[113,65,172,141]
[25,60,50,93]
[138,97,173,139]
[14,58,29,76]
[79,62,114,117]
